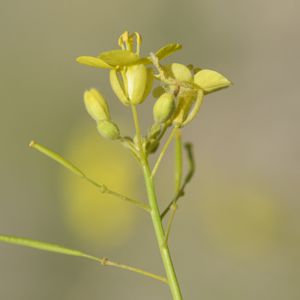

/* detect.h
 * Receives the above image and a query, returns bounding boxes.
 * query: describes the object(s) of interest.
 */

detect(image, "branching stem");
[29,141,150,212]
[131,108,183,300]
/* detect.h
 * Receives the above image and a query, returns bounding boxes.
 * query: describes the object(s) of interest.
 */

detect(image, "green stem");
[29,141,149,212]
[141,160,183,300]
[131,105,144,156]
[174,128,183,193]
[163,129,182,244]
[131,107,182,300]
[103,258,168,284]
[0,235,166,284]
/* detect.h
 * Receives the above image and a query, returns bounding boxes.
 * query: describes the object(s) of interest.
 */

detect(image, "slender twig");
[102,259,168,284]
[163,203,177,245]
[29,141,150,212]
[174,128,183,193]
[161,143,195,219]
[151,127,177,178]
[0,235,167,284]
[163,128,183,244]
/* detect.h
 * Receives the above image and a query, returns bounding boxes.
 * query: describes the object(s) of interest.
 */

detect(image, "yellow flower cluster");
[77,31,231,147]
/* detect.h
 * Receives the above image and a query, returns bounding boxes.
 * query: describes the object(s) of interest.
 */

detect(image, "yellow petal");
[76,56,111,68]
[182,90,204,126]
[155,43,182,60]
[99,50,140,66]
[171,63,193,82]
[109,70,130,106]
[141,68,153,101]
[172,92,196,126]
[126,64,147,105]
[194,69,231,93]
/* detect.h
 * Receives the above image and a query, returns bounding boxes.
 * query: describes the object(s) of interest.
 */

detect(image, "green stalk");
[141,160,183,300]
[131,105,183,300]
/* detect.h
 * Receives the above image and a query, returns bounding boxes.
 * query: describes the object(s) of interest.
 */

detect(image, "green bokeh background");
[1,0,299,299]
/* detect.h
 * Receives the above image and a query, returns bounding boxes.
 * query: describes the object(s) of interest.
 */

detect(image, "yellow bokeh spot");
[198,182,281,258]
[59,121,139,248]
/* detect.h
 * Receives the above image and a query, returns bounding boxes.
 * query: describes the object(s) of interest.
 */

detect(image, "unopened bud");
[84,89,110,121]
[153,93,175,123]
[97,120,120,140]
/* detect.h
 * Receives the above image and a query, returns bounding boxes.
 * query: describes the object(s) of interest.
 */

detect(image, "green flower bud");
[171,63,193,82]
[110,69,130,106]
[153,93,175,123]
[97,120,120,140]
[126,64,147,104]
[84,89,110,121]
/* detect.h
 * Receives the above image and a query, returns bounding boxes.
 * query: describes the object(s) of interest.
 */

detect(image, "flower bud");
[84,89,110,121]
[126,64,147,104]
[153,93,175,123]
[97,120,120,140]
[171,63,193,82]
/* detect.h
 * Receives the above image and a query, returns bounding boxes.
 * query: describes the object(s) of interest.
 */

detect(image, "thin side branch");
[0,235,167,284]
[29,141,150,212]
[151,127,177,178]
[102,258,168,284]
[174,128,183,193]
[163,128,183,243]
[161,143,195,219]
[163,203,177,245]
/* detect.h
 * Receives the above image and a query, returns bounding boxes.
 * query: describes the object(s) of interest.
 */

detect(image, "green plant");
[0,31,231,300]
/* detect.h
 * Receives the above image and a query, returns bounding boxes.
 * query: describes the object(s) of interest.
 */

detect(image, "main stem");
[142,160,183,300]
[131,105,183,300]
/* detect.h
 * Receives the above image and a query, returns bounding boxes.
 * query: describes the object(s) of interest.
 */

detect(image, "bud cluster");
[84,89,120,140]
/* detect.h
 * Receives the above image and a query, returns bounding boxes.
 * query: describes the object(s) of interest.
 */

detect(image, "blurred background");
[0,0,299,299]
